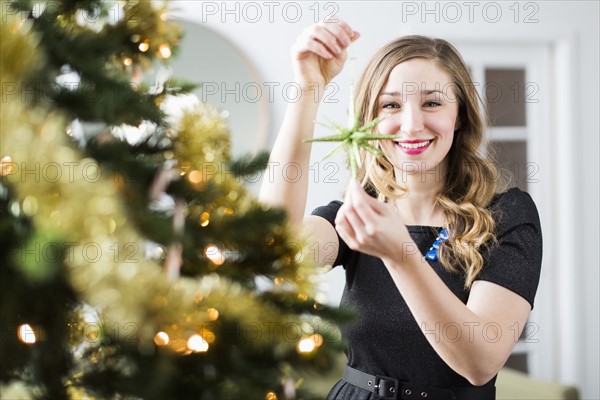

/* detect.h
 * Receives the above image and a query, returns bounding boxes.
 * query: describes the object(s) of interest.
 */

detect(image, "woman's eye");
[381,102,400,110]
[424,101,441,107]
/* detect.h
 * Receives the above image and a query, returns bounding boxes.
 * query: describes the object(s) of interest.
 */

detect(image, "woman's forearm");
[382,247,529,385]
[258,86,325,224]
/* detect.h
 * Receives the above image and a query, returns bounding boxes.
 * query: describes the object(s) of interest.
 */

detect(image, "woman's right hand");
[291,17,359,88]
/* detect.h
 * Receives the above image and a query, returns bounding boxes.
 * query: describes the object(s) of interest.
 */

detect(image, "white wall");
[170,1,599,398]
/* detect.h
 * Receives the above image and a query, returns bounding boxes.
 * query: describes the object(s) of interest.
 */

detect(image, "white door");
[453,42,555,380]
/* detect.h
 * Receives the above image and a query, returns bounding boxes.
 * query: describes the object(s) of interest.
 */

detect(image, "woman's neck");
[393,164,446,226]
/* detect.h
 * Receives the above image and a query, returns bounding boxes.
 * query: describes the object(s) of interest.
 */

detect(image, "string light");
[188,170,203,184]
[296,337,315,353]
[200,211,210,227]
[297,333,324,354]
[265,392,278,400]
[138,40,150,52]
[187,334,209,352]
[158,44,172,59]
[205,244,224,266]
[154,331,169,346]
[206,308,219,321]
[17,324,36,344]
[10,201,20,216]
[1,156,14,176]
[297,293,308,301]
[180,162,191,177]
[123,57,133,66]
[22,196,38,216]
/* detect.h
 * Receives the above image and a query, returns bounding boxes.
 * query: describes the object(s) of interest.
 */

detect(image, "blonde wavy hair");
[354,35,499,288]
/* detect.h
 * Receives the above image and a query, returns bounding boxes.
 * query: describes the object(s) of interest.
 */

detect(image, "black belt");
[343,365,496,399]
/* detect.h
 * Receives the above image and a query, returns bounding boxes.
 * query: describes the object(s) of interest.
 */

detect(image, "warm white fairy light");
[205,244,225,266]
[199,211,210,227]
[1,156,14,176]
[158,44,172,59]
[188,170,203,185]
[206,308,219,321]
[154,331,169,346]
[187,334,209,352]
[297,337,316,353]
[18,324,36,344]
[138,41,150,52]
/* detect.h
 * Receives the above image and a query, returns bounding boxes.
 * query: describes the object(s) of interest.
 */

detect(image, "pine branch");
[228,151,271,179]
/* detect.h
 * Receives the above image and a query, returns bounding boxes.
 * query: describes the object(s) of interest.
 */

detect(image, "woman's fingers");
[335,181,377,247]
[338,202,365,235]
[336,182,406,258]
[313,25,343,55]
[294,18,357,59]
[294,35,335,60]
[324,16,358,43]
[317,18,356,49]
[291,17,359,85]
[334,211,357,248]
[337,181,405,256]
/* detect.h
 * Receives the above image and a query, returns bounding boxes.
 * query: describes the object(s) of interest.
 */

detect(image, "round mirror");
[168,19,270,157]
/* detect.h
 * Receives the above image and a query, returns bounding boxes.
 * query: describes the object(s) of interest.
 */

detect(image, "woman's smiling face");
[376,58,460,175]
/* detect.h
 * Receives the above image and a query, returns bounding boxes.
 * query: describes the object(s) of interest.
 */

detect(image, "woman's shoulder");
[489,187,541,235]
[490,187,537,210]
[310,200,344,219]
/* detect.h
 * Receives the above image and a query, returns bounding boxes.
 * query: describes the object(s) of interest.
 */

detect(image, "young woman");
[259,18,542,400]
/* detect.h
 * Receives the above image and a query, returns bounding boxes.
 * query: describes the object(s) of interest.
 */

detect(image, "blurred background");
[169,1,598,398]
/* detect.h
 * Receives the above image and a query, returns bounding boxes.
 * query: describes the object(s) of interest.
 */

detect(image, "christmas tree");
[0,1,351,399]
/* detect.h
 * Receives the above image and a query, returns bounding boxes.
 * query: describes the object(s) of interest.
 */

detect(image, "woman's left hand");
[334,180,411,261]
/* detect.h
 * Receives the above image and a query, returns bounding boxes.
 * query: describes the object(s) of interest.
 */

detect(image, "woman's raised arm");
[258,19,358,225]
